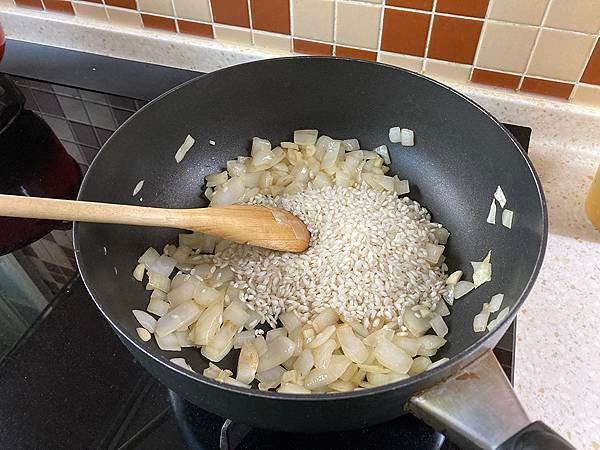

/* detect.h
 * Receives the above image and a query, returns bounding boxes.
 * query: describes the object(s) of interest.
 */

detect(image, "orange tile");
[251,0,290,34]
[386,0,433,10]
[14,0,43,9]
[211,0,250,28]
[381,8,431,57]
[105,0,136,9]
[581,41,600,85]
[44,0,74,14]
[293,39,333,56]
[520,77,574,99]
[427,15,482,64]
[436,0,489,18]
[178,20,214,38]
[141,14,177,32]
[471,68,520,90]
[335,46,377,61]
[79,0,102,2]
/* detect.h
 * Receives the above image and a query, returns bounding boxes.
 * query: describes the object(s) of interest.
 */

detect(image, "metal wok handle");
[407,351,574,450]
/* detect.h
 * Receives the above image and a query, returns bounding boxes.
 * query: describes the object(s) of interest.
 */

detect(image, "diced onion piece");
[175,134,195,163]
[236,342,259,384]
[233,329,256,349]
[389,127,401,143]
[487,199,497,224]
[278,383,311,394]
[147,271,171,292]
[138,247,160,267]
[373,145,391,165]
[454,281,475,299]
[257,336,296,372]
[434,300,450,317]
[312,308,339,333]
[432,227,449,245]
[167,279,198,306]
[147,296,169,317]
[374,339,413,374]
[193,284,223,307]
[253,335,268,356]
[251,137,271,156]
[155,301,202,337]
[489,294,504,313]
[367,371,409,387]
[313,339,337,369]
[341,139,360,152]
[424,243,445,264]
[408,356,431,375]
[193,298,223,346]
[426,357,449,371]
[170,358,194,371]
[136,327,151,341]
[223,299,250,327]
[266,327,288,342]
[201,321,238,362]
[471,251,492,288]
[132,179,144,196]
[473,308,491,333]
[430,314,448,338]
[393,336,421,357]
[155,333,181,351]
[176,331,194,347]
[320,140,341,169]
[351,369,367,384]
[417,335,447,357]
[403,308,431,337]
[401,129,414,146]
[244,309,263,330]
[339,363,359,382]
[304,355,351,389]
[293,349,314,379]
[446,270,463,285]
[393,176,410,195]
[211,177,245,206]
[328,379,356,392]
[280,141,298,150]
[282,370,298,384]
[307,324,336,349]
[133,263,146,282]
[279,311,301,333]
[487,307,510,331]
[203,362,225,379]
[502,209,513,229]
[336,324,369,364]
[148,254,176,276]
[363,328,394,347]
[206,171,228,187]
[494,185,507,208]
[133,310,157,333]
[256,365,285,384]
[294,129,318,145]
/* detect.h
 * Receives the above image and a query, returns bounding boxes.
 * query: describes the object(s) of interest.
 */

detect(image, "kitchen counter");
[1,14,600,447]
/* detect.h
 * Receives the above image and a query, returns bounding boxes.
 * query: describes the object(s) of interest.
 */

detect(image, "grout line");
[332,0,338,54]
[247,0,254,45]
[421,0,436,73]
[517,0,554,90]
[170,0,179,32]
[569,34,599,100]
[375,1,385,62]
[289,0,295,52]
[467,0,493,81]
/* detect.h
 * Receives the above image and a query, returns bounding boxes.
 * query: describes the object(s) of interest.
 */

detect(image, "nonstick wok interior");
[75,57,546,431]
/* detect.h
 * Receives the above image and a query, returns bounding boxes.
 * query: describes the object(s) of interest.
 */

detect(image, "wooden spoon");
[0,194,310,253]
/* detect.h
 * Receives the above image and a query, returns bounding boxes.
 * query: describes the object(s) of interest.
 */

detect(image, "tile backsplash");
[2,0,600,106]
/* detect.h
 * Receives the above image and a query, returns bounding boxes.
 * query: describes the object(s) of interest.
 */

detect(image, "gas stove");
[0,40,528,449]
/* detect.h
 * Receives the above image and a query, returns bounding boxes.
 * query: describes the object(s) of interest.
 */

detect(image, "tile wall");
[2,0,600,106]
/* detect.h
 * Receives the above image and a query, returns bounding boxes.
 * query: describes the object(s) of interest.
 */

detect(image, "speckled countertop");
[2,8,600,449]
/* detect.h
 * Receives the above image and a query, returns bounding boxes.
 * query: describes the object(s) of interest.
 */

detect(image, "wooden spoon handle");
[0,194,187,228]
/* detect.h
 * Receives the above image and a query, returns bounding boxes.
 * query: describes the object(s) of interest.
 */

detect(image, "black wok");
[74,58,571,449]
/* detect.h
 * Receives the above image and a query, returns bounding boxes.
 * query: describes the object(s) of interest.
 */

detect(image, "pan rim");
[74,56,548,402]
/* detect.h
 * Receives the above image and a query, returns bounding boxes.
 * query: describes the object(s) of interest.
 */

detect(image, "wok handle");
[407,350,574,450]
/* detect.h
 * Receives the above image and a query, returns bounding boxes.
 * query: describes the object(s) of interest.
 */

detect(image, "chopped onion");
[494,185,507,208]
[489,293,504,312]
[389,127,401,143]
[279,311,301,333]
[417,335,446,357]
[304,355,351,389]
[393,176,410,195]
[257,336,296,372]
[147,271,171,292]
[170,357,194,371]
[244,309,263,330]
[366,371,409,386]
[281,370,298,384]
[424,243,445,264]
[307,324,336,349]
[401,129,414,146]
[403,308,431,337]
[253,335,268,356]
[138,247,160,267]
[280,141,298,150]
[312,308,339,333]
[434,300,450,317]
[278,383,311,394]
[339,363,359,382]
[251,137,271,156]
[147,296,169,317]
[136,327,151,341]
[426,357,449,371]
[363,328,394,346]
[266,327,288,342]
[192,298,223,346]
[155,332,181,351]
[433,227,450,245]
[206,171,228,187]
[454,281,474,299]
[155,301,202,337]
[430,314,448,338]
[328,379,356,392]
[374,339,413,374]
[193,284,223,307]
[233,329,256,349]
[294,129,318,146]
[236,342,259,384]
[393,336,421,357]
[472,251,492,288]
[223,299,250,327]
[211,177,245,206]
[313,339,337,369]
[133,310,157,333]
[133,263,145,282]
[336,324,369,364]
[132,179,144,196]
[175,134,195,163]
[341,139,360,152]
[373,145,391,165]
[487,307,510,331]
[473,309,490,332]
[486,199,497,224]
[502,209,513,229]
[148,254,176,276]
[446,270,463,285]
[256,365,285,384]
[201,321,238,362]
[176,331,194,347]
[408,356,431,375]
[293,348,314,379]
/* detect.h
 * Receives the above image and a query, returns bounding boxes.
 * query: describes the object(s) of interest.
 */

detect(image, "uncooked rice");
[214,184,448,328]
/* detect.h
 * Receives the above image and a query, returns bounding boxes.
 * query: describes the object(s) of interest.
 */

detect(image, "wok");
[74,58,571,449]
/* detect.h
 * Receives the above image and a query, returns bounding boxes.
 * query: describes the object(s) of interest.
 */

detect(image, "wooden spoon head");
[188,205,310,253]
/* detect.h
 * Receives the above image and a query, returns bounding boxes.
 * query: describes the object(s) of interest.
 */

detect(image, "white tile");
[379,52,423,72]
[475,22,538,73]
[544,0,600,34]
[253,31,292,53]
[214,26,252,46]
[488,0,549,26]
[336,2,381,49]
[292,0,335,42]
[424,59,471,83]
[571,84,600,107]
